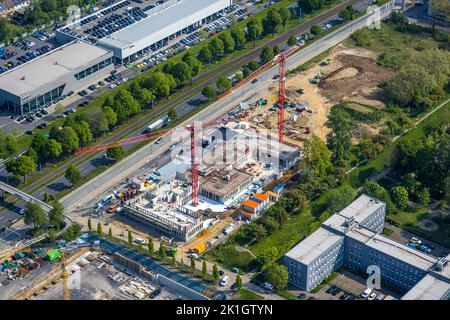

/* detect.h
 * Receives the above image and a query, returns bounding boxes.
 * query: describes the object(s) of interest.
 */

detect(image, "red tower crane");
[75,119,230,207]
[278,52,287,143]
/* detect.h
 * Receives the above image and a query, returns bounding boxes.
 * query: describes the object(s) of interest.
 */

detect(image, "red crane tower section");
[186,123,199,207]
[278,52,287,143]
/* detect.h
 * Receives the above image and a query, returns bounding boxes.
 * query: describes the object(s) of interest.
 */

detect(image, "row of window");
[74,57,113,81]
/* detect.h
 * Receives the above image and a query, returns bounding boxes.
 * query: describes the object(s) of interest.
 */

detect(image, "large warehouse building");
[97,0,231,63]
[0,41,113,115]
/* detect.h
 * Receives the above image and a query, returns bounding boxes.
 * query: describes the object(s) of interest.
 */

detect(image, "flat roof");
[98,0,229,50]
[0,41,111,97]
[402,274,450,300]
[348,227,437,271]
[199,169,252,198]
[284,227,344,265]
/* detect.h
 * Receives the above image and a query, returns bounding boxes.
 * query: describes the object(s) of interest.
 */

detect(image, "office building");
[0,41,113,115]
[283,194,450,299]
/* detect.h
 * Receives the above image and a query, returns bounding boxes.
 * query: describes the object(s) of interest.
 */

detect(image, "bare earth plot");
[241,45,394,145]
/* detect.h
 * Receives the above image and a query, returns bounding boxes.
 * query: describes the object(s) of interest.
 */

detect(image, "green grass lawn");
[238,288,264,300]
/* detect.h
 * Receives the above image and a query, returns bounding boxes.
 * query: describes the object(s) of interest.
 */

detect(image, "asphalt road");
[60,1,396,211]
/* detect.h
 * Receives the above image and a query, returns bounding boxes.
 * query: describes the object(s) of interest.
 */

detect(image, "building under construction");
[121,120,299,242]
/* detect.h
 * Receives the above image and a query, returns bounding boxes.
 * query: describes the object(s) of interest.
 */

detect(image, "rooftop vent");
[436,257,448,271]
[20,76,25,80]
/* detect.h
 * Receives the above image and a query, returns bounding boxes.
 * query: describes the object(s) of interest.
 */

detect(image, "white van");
[220,275,229,286]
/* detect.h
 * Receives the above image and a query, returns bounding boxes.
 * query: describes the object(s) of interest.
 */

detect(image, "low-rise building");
[240,192,270,220]
[0,41,113,115]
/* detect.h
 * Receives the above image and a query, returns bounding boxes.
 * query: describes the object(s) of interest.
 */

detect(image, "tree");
[167,109,177,122]
[43,139,62,163]
[48,228,57,243]
[43,192,55,203]
[230,27,246,49]
[260,46,274,64]
[198,46,213,64]
[24,202,47,230]
[339,5,356,21]
[212,264,220,285]
[216,76,232,93]
[260,216,280,233]
[219,31,235,54]
[363,182,392,209]
[2,134,18,157]
[202,84,217,101]
[171,252,176,265]
[171,61,193,85]
[182,53,202,79]
[190,257,196,272]
[88,218,92,232]
[102,106,118,127]
[310,24,322,36]
[288,35,297,47]
[246,18,263,47]
[273,45,280,56]
[26,147,38,164]
[111,89,141,122]
[244,223,267,240]
[210,38,225,57]
[257,246,279,268]
[326,109,355,166]
[73,121,92,145]
[235,274,243,290]
[278,6,291,31]
[159,242,166,259]
[97,222,103,236]
[247,60,260,71]
[267,205,288,224]
[265,264,289,291]
[55,127,79,154]
[303,135,332,179]
[415,187,430,205]
[402,173,420,194]
[49,200,64,228]
[263,8,282,37]
[128,230,133,247]
[148,238,154,256]
[143,71,177,98]
[106,146,125,161]
[65,165,82,185]
[202,260,207,279]
[327,185,356,212]
[391,186,409,210]
[55,103,64,114]
[6,155,36,182]
[89,113,109,136]
[108,226,113,239]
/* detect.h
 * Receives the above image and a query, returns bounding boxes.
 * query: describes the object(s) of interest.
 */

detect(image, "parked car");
[231,267,239,273]
[251,78,258,84]
[262,282,273,290]
[220,275,229,286]
[368,293,377,300]
[361,288,372,298]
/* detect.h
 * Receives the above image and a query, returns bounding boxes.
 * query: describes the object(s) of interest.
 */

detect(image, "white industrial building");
[97,0,232,63]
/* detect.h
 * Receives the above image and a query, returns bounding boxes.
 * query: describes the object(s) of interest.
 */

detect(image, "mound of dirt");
[319,54,394,102]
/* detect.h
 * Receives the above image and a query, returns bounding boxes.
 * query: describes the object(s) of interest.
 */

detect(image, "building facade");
[283,194,450,298]
[0,41,113,115]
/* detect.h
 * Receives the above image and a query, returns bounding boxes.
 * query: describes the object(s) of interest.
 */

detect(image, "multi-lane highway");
[61,1,397,211]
